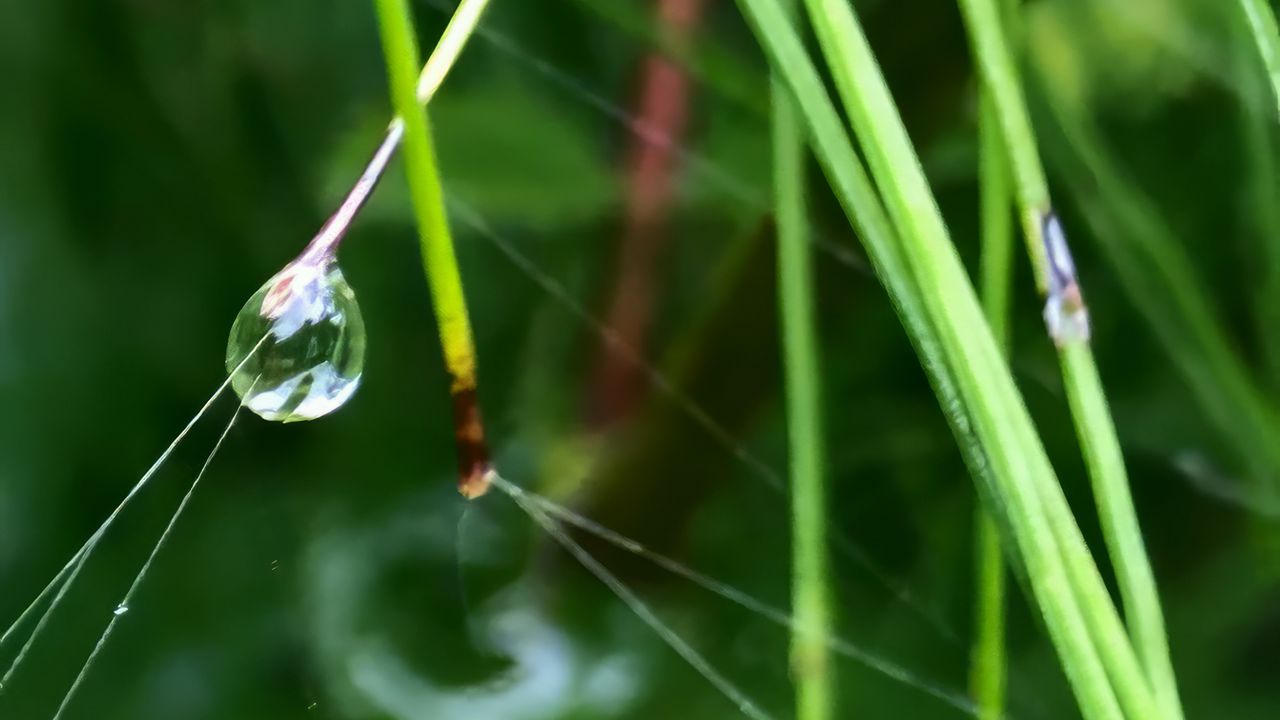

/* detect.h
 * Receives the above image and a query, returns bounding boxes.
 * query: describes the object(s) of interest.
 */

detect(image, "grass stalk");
[957,0,1182,716]
[1240,0,1280,118]
[971,512,1005,720]
[970,83,1013,720]
[731,0,1135,716]
[1232,12,1280,388]
[956,0,1049,282]
[785,4,1155,715]
[772,4,835,716]
[978,99,1016,350]
[372,0,492,499]
[1234,0,1280,401]
[413,0,492,103]
[1058,342,1177,697]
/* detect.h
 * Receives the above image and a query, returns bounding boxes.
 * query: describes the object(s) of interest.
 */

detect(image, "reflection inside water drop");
[226,259,366,422]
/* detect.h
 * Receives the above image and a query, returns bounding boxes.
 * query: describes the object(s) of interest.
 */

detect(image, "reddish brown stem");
[298,121,406,267]
[587,0,707,426]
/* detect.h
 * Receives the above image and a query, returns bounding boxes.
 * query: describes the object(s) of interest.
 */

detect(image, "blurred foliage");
[1,0,1278,719]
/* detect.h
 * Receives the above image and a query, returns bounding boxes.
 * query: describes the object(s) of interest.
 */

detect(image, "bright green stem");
[957,1,1181,715]
[1240,0,1280,119]
[971,512,1005,720]
[374,0,495,499]
[957,0,1050,288]
[1060,344,1180,714]
[773,10,835,717]
[373,0,481,387]
[971,88,1012,720]
[733,0,1131,717]
[792,0,1164,716]
[978,93,1015,354]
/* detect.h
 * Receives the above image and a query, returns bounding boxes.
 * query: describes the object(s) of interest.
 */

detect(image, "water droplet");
[113,604,129,616]
[226,258,366,422]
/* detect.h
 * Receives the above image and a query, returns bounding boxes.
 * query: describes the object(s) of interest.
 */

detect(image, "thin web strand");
[492,473,775,720]
[51,385,251,720]
[0,336,266,691]
[420,3,949,641]
[489,473,979,717]
[421,0,868,273]
[449,200,959,643]
[0,548,82,656]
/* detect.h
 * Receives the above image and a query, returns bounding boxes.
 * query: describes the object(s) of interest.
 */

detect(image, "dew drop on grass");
[112,604,128,616]
[226,258,366,422]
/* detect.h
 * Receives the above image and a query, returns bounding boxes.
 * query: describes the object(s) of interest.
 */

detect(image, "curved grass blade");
[1239,0,1280,119]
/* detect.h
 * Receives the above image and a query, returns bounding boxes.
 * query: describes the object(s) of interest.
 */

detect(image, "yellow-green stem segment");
[957,1,1182,715]
[373,0,491,499]
[773,4,835,716]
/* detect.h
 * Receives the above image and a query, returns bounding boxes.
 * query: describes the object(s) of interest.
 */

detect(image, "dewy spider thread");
[50,389,253,720]
[485,471,981,718]
[0,337,267,694]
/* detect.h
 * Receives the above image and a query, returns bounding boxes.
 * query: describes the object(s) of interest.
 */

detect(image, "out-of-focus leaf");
[320,80,618,233]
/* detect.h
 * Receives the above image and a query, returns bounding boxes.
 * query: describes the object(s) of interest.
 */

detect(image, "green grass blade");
[971,510,1006,720]
[1232,11,1280,387]
[731,0,1130,717]
[978,93,1016,353]
[971,83,1012,720]
[960,0,1051,289]
[413,0,491,103]
[790,0,1166,716]
[773,7,835,717]
[1240,0,1280,118]
[1233,0,1280,393]
[1057,344,1179,706]
[957,1,1182,716]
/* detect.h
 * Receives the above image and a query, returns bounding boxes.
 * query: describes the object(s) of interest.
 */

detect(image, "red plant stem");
[589,0,707,425]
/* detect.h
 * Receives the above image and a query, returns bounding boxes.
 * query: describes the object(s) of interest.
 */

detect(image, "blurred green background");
[2,0,1278,718]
